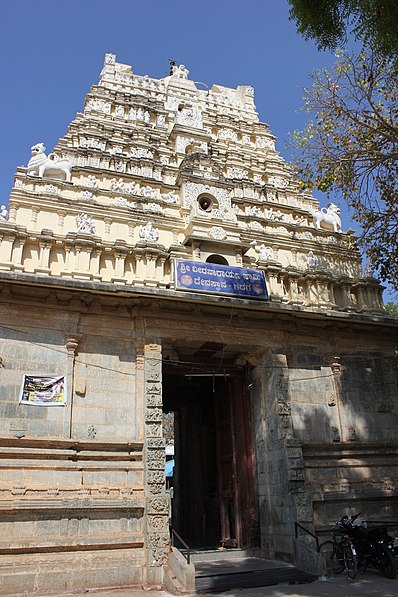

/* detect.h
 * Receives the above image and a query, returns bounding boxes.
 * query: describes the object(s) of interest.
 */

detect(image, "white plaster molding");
[139,221,159,242]
[0,205,9,222]
[76,213,95,234]
[209,226,227,240]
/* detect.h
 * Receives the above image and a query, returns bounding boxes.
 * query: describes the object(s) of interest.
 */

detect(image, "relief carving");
[146,408,162,421]
[147,471,165,485]
[149,483,164,494]
[149,548,169,567]
[146,357,160,368]
[145,423,162,437]
[148,496,169,514]
[147,394,162,407]
[148,533,170,548]
[147,438,164,449]
[348,426,357,441]
[147,449,164,462]
[149,516,169,532]
[147,460,165,472]
[146,384,161,394]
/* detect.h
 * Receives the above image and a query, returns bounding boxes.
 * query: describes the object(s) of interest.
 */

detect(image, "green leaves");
[288,0,398,62]
[291,49,398,290]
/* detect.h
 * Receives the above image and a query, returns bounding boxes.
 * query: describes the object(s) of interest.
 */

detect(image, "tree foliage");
[288,0,398,60]
[385,301,398,318]
[291,49,398,290]
[162,412,174,444]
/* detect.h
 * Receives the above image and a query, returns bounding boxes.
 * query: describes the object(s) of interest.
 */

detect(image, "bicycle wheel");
[376,545,397,579]
[319,540,344,574]
[343,542,358,580]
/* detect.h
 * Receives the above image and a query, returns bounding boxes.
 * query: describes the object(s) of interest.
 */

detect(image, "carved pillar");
[305,275,318,306]
[11,235,26,271]
[0,233,14,269]
[104,217,112,239]
[329,356,343,442]
[265,268,282,301]
[65,336,80,438]
[353,283,367,310]
[36,239,52,274]
[71,241,96,280]
[90,247,103,280]
[128,220,135,240]
[8,202,19,223]
[192,241,201,260]
[158,257,167,286]
[57,210,66,234]
[75,245,83,272]
[286,268,302,305]
[31,206,40,230]
[134,252,145,284]
[289,277,299,304]
[339,282,354,310]
[235,248,243,266]
[146,255,157,282]
[172,229,179,246]
[114,250,127,281]
[144,342,169,585]
[61,242,73,277]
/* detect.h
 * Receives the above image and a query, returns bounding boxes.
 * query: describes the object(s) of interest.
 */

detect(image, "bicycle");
[319,526,357,579]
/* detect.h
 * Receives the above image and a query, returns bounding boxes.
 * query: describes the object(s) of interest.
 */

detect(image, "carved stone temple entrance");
[163,363,258,550]
[0,52,397,596]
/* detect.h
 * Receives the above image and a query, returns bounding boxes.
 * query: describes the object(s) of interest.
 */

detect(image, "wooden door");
[216,374,258,548]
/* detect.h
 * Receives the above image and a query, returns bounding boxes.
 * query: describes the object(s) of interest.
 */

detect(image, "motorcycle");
[338,513,397,579]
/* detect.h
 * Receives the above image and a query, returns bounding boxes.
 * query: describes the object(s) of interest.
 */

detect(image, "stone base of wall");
[0,548,145,596]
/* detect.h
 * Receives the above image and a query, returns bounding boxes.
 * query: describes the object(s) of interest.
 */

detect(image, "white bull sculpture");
[312,202,342,233]
[27,143,73,182]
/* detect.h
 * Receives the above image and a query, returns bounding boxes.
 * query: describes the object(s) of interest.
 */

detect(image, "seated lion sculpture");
[27,143,73,182]
[312,202,342,233]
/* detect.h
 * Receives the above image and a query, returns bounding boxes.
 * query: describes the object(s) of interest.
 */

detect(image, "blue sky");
[0,0,336,195]
[2,1,389,295]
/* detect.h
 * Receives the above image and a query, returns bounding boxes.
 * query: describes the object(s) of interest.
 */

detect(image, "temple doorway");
[163,364,258,550]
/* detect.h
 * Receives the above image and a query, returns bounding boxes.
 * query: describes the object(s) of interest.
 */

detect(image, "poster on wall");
[19,375,67,406]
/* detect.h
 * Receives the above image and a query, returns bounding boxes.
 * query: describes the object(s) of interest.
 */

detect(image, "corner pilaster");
[144,342,169,586]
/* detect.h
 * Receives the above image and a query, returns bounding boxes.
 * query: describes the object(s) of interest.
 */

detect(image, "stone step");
[195,566,317,592]
[194,557,317,593]
[189,548,260,563]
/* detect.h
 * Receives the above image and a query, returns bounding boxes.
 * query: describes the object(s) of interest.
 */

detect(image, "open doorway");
[163,365,258,550]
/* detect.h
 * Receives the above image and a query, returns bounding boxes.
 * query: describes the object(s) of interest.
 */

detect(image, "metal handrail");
[294,522,320,552]
[170,527,191,565]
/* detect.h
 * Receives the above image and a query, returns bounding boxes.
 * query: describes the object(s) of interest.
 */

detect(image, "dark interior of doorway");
[163,365,258,551]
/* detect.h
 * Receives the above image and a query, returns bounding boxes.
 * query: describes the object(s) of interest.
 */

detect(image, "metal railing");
[294,522,320,552]
[170,527,191,565]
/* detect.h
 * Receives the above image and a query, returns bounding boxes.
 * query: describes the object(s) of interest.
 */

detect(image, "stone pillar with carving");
[329,356,343,442]
[65,336,79,438]
[144,342,169,585]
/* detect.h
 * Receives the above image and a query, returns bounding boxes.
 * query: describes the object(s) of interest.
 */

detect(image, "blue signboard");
[174,260,268,300]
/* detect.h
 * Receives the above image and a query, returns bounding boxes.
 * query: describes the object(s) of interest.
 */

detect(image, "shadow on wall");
[288,349,398,526]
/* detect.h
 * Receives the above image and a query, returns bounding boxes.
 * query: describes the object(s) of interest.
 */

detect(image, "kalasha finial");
[169,60,176,76]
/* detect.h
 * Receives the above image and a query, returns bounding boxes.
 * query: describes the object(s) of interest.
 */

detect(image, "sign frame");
[174,259,268,300]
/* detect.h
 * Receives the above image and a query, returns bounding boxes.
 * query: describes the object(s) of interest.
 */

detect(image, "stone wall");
[252,337,398,562]
[0,278,397,591]
[0,286,149,595]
